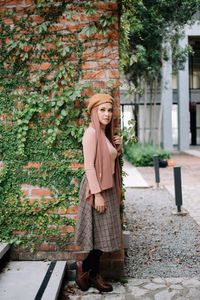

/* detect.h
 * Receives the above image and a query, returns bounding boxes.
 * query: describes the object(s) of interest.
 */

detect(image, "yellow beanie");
[87,93,114,113]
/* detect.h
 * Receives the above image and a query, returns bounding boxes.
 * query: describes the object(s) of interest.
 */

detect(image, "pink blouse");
[82,127,117,194]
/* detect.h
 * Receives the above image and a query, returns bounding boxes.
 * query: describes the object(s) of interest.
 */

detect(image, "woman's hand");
[113,135,122,150]
[94,193,106,213]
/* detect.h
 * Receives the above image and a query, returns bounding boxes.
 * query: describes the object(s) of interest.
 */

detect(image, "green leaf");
[61,109,67,116]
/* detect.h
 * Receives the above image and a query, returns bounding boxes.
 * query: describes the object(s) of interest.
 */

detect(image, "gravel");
[124,187,200,278]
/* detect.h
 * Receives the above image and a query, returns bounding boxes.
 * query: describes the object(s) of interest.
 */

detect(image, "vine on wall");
[0,0,118,251]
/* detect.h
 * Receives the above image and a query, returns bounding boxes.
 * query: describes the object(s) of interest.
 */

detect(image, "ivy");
[0,1,118,252]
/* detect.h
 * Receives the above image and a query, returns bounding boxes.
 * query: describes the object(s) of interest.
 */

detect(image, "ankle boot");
[90,274,113,292]
[75,261,90,291]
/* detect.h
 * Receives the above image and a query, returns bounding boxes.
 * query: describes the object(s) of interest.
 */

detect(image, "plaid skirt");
[74,175,122,253]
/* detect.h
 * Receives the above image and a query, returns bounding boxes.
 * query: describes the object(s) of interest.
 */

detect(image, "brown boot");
[90,274,113,292]
[75,261,90,291]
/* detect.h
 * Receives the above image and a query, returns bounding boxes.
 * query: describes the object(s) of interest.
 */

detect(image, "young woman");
[75,93,122,293]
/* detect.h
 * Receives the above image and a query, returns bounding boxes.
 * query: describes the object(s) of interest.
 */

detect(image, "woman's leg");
[82,249,102,275]
[88,250,113,292]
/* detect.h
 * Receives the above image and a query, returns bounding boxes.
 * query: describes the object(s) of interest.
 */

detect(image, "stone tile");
[185,287,200,299]
[81,295,103,300]
[68,296,81,300]
[152,278,166,284]
[143,282,166,291]
[165,278,185,285]
[128,286,149,297]
[104,295,126,300]
[154,290,177,300]
[169,284,184,290]
[182,278,200,288]
[126,279,150,287]
[110,283,126,294]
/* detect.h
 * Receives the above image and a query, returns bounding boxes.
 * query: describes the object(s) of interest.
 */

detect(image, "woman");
[75,93,122,293]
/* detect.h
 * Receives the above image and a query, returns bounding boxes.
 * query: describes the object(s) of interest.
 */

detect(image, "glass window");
[189,39,200,89]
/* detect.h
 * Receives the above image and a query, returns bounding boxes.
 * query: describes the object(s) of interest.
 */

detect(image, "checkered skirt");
[74,175,122,253]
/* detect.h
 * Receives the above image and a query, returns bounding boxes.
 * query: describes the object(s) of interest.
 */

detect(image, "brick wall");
[1,0,124,277]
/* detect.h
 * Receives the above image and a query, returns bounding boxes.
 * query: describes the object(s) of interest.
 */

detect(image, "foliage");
[0,1,118,251]
[124,142,170,167]
[122,119,137,146]
[120,0,200,87]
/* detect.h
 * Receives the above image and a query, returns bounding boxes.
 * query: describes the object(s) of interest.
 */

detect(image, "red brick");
[31,15,44,24]
[36,242,57,251]
[21,189,30,197]
[75,252,89,261]
[63,150,74,158]
[70,162,83,170]
[90,81,108,89]
[23,45,32,52]
[95,2,118,11]
[111,30,119,38]
[107,69,120,79]
[66,205,78,214]
[60,225,74,234]
[39,62,51,71]
[0,114,7,120]
[49,24,65,32]
[24,162,41,169]
[29,197,42,204]
[3,18,13,25]
[67,244,80,251]
[56,208,67,214]
[2,0,23,5]
[35,251,73,260]
[45,43,56,51]
[31,187,52,197]
[24,0,32,4]
[68,12,101,23]
[83,69,120,81]
[0,7,6,13]
[82,60,119,70]
[12,230,27,235]
[82,70,105,80]
[83,50,118,61]
[66,22,83,32]
[29,64,38,72]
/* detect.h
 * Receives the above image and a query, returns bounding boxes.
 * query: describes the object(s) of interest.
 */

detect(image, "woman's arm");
[83,128,101,194]
[83,128,106,213]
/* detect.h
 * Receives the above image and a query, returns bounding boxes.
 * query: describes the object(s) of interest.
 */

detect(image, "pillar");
[161,42,173,150]
[177,35,190,151]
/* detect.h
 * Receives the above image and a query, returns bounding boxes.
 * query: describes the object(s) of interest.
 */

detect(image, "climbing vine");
[0,0,118,251]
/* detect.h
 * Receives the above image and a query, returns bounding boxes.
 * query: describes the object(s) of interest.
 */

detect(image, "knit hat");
[87,93,114,113]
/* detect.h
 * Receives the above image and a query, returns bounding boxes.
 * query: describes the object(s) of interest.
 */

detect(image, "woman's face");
[97,102,113,128]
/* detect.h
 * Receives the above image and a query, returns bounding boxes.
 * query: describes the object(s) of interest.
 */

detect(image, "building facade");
[121,15,200,151]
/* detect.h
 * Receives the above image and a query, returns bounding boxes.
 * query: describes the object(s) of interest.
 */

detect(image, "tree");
[120,0,200,146]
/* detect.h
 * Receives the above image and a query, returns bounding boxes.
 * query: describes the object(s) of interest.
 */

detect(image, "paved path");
[137,151,200,225]
[61,151,200,300]
[123,160,149,188]
[63,277,200,299]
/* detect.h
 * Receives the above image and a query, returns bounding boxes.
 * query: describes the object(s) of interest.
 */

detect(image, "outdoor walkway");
[63,277,200,299]
[137,151,200,225]
[60,150,200,300]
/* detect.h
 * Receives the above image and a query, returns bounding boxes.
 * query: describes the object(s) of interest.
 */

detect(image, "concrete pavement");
[0,260,66,300]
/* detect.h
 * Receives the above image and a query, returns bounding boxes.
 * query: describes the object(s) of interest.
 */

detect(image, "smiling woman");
[74,93,122,293]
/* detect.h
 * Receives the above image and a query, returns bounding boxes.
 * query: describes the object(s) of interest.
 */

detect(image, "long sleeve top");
[82,127,117,194]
